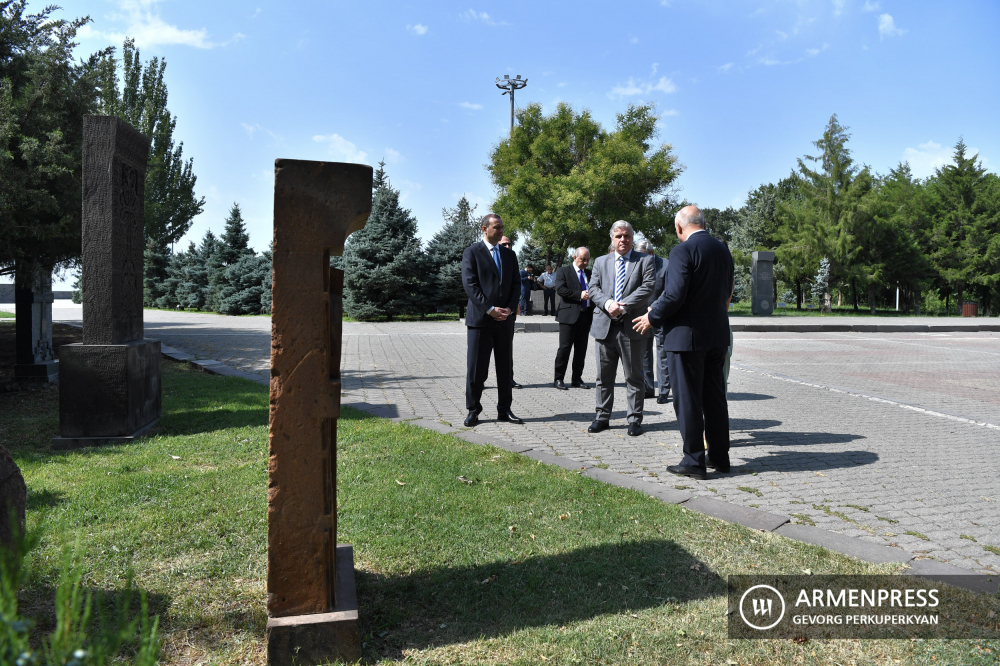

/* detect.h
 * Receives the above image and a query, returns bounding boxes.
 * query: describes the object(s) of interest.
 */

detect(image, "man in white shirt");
[539,265,558,315]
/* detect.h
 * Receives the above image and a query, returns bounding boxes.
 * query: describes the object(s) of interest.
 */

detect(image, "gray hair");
[675,207,705,228]
[635,240,652,253]
[480,212,502,229]
[609,220,634,238]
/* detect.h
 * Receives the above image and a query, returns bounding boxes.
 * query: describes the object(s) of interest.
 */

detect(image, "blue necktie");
[491,246,501,279]
[614,256,626,302]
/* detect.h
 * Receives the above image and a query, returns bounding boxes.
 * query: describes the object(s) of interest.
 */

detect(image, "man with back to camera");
[462,215,523,427]
[587,221,655,436]
[552,247,593,390]
[634,239,671,404]
[632,205,735,479]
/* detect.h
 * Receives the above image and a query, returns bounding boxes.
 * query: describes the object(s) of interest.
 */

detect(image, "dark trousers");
[543,288,556,315]
[667,347,730,469]
[520,289,531,315]
[642,326,670,396]
[467,324,513,414]
[554,308,593,383]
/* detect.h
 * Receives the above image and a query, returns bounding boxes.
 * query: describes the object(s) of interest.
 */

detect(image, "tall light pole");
[495,74,528,134]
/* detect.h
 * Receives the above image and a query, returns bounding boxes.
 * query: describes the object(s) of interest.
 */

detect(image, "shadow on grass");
[357,538,721,662]
[26,488,66,511]
[19,583,172,640]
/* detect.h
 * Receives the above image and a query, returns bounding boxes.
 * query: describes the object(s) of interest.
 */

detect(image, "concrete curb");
[156,343,992,592]
[510,319,1000,333]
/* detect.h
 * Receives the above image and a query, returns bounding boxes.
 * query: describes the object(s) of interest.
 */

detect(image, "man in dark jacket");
[552,247,593,390]
[462,214,523,427]
[632,206,735,479]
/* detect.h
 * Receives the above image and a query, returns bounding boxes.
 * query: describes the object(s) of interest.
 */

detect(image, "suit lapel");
[623,250,640,287]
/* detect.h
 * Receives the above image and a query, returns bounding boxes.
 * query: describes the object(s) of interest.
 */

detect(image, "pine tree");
[425,196,479,317]
[176,232,217,310]
[142,239,171,307]
[156,249,185,309]
[209,203,252,311]
[811,257,831,312]
[218,253,270,315]
[343,168,427,321]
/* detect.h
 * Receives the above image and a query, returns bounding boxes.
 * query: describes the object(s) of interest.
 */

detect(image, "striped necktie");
[614,255,626,302]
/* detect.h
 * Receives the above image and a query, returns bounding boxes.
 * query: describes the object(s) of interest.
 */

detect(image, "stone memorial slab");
[54,116,161,447]
[266,159,372,666]
[751,251,775,316]
[14,267,58,382]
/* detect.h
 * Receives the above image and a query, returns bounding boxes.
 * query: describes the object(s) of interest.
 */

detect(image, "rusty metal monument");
[266,160,372,665]
[54,115,161,448]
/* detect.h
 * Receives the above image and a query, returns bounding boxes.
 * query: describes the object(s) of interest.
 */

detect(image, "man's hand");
[607,301,625,318]
[490,307,510,321]
[632,311,652,334]
[580,290,589,301]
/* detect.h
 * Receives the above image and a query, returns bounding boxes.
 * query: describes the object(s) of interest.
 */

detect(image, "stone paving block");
[684,497,790,532]
[774,523,912,563]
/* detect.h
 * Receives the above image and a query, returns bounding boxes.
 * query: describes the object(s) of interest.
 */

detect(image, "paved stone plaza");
[50,307,1000,574]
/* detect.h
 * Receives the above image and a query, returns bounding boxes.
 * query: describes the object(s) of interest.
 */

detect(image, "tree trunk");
[945,292,949,315]
[868,284,876,316]
[957,285,964,316]
[837,288,842,307]
[772,278,778,310]
[796,281,802,310]
[459,304,465,320]
[852,279,859,311]
[823,288,831,313]
[914,289,921,315]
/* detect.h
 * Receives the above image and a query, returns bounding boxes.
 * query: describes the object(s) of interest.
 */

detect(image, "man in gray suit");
[587,220,655,436]
[635,240,670,405]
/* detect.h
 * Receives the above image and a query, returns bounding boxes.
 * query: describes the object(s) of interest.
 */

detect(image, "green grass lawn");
[727,302,971,318]
[3,363,998,664]
[0,310,15,318]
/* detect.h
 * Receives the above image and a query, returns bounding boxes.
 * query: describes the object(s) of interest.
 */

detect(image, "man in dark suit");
[462,214,523,427]
[499,236,522,389]
[588,221,655,436]
[632,206,735,479]
[635,240,671,404]
[552,247,593,390]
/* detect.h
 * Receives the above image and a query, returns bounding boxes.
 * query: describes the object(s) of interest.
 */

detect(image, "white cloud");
[832,0,845,16]
[862,1,880,11]
[662,109,680,117]
[240,122,283,144]
[719,62,734,72]
[557,81,567,88]
[407,23,428,35]
[312,134,368,163]
[459,101,484,110]
[630,36,639,44]
[776,29,788,40]
[608,76,676,98]
[384,148,402,164]
[758,56,782,66]
[902,140,989,179]
[250,7,261,18]
[651,62,659,76]
[878,14,905,39]
[76,0,238,49]
[806,43,829,56]
[460,9,505,25]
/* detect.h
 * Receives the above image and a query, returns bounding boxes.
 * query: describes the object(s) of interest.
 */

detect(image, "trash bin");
[962,301,978,317]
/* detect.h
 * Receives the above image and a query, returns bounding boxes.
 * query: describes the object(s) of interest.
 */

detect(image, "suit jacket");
[554,264,593,325]
[648,231,734,351]
[463,240,520,328]
[652,254,669,302]
[588,249,655,341]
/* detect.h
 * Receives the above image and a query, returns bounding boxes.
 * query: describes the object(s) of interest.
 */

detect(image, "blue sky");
[41,0,1000,287]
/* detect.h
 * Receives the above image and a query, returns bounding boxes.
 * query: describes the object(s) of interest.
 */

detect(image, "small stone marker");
[266,159,372,666]
[0,444,27,550]
[13,266,58,382]
[54,116,161,448]
[751,251,775,316]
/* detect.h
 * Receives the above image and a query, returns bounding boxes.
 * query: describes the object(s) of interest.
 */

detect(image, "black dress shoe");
[511,380,522,389]
[554,379,569,390]
[588,419,610,433]
[656,394,670,404]
[706,460,731,473]
[645,390,655,399]
[667,464,707,480]
[571,381,591,389]
[497,410,523,424]
[464,410,480,427]
[628,423,642,436]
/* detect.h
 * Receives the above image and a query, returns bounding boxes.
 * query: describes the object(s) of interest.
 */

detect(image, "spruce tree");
[209,203,252,311]
[343,168,427,321]
[218,253,270,315]
[142,239,171,307]
[177,232,218,310]
[425,196,479,317]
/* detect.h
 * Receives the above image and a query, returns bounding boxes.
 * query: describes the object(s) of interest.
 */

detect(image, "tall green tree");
[0,2,105,286]
[343,167,427,321]
[425,195,478,318]
[207,202,252,310]
[488,102,682,254]
[96,38,204,248]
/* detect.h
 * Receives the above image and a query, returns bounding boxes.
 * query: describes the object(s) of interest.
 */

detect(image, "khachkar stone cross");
[13,266,58,383]
[266,159,372,666]
[53,116,162,448]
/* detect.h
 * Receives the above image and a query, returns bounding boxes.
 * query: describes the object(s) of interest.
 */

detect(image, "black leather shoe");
[706,460,731,473]
[554,379,568,390]
[571,381,591,389]
[667,464,707,480]
[656,394,670,404]
[464,410,480,427]
[497,410,523,424]
[645,390,655,399]
[628,423,642,436]
[588,419,610,433]
[511,380,522,389]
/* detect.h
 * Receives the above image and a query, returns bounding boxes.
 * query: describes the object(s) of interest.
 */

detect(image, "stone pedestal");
[267,159,372,665]
[14,267,58,383]
[751,251,775,316]
[56,115,160,446]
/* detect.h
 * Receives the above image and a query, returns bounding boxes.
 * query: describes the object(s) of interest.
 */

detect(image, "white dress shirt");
[605,249,632,312]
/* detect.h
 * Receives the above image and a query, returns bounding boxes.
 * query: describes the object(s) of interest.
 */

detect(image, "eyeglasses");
[499,243,511,248]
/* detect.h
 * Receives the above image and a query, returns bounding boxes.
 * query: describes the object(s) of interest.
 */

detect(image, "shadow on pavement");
[732,449,879,474]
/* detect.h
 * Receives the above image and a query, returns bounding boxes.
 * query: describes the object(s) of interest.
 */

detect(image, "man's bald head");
[675,205,705,229]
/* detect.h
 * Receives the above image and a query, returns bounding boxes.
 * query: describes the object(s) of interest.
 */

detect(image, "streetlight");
[495,74,528,134]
